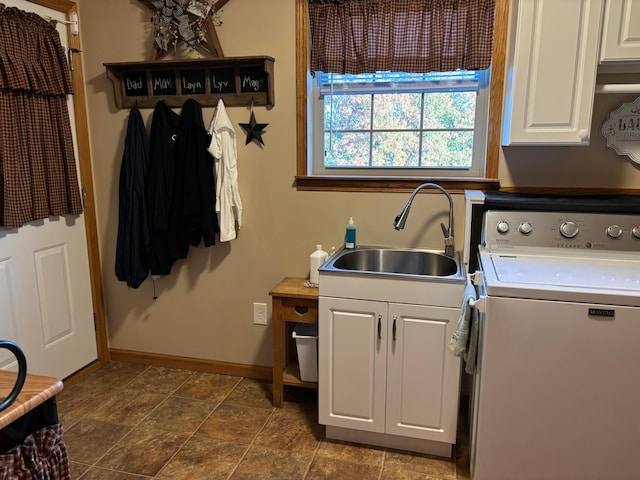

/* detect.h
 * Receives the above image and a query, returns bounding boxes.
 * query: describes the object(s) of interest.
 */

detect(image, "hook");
[250,96,254,112]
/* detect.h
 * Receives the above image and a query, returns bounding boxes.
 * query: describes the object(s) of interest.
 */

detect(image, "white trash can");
[292,323,318,382]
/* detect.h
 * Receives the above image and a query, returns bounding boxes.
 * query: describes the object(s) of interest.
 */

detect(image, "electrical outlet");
[253,302,267,325]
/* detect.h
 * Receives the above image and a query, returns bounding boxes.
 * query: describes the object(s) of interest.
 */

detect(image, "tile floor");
[56,362,470,479]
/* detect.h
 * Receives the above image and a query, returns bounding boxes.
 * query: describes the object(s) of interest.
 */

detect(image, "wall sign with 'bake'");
[602,96,640,165]
[106,56,275,109]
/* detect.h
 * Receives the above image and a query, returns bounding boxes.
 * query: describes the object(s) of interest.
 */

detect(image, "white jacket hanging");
[208,99,243,242]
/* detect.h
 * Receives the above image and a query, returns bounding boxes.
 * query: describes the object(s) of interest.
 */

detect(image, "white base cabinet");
[318,296,461,456]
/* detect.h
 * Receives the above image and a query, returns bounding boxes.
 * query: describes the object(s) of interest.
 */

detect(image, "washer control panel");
[482,211,640,251]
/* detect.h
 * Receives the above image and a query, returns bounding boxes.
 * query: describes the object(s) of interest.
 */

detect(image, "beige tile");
[97,423,189,477]
[157,436,248,480]
[229,445,312,480]
[384,448,456,479]
[87,388,166,426]
[68,460,90,479]
[380,465,443,480]
[58,362,474,479]
[142,395,218,434]
[57,377,121,419]
[254,406,323,454]
[306,456,382,480]
[281,391,319,424]
[81,362,149,387]
[78,466,149,479]
[196,403,271,444]
[64,418,131,465]
[316,438,384,467]
[174,371,242,401]
[59,362,150,419]
[125,366,193,395]
[224,378,274,409]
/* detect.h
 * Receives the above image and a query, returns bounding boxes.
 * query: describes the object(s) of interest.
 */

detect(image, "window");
[295,0,507,192]
[311,69,490,178]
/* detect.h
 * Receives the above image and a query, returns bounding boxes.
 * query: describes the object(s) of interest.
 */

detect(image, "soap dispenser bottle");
[345,217,356,250]
[309,245,328,285]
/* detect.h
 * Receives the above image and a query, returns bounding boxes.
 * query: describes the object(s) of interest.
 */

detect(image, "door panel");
[0,0,97,378]
[319,297,386,433]
[386,303,461,443]
[0,258,19,368]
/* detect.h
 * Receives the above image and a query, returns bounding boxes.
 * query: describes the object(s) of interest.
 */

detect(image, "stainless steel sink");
[320,246,460,278]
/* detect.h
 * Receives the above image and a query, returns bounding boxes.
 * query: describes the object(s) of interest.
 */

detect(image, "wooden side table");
[269,277,318,407]
[1,372,63,453]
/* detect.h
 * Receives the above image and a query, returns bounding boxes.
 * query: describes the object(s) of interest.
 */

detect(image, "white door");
[0,0,97,379]
[386,303,460,443]
[318,297,387,433]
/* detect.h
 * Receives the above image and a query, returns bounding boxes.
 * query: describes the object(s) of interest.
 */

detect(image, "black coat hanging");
[115,107,151,289]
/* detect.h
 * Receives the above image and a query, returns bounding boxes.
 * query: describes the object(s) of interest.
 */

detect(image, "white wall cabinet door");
[318,297,387,433]
[502,0,604,145]
[600,0,640,63]
[385,304,461,444]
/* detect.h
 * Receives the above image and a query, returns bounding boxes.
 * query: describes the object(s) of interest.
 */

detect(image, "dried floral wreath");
[151,0,218,53]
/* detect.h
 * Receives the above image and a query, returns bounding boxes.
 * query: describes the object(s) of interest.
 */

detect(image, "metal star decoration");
[239,111,268,146]
[139,0,232,60]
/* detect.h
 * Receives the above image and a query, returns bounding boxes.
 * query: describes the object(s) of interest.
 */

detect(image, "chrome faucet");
[393,182,455,258]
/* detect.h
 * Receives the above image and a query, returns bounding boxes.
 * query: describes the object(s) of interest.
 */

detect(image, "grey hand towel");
[448,282,477,357]
[464,304,479,374]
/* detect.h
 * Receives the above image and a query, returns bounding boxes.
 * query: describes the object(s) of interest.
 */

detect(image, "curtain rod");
[43,11,78,36]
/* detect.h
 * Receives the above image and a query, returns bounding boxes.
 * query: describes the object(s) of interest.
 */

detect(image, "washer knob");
[518,222,533,235]
[496,221,510,234]
[559,221,579,238]
[607,224,623,239]
[632,226,640,239]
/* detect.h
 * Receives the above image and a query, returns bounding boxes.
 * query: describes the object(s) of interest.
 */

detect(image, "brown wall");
[76,0,640,368]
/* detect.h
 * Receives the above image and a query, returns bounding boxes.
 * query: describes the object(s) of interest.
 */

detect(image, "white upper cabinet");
[600,0,640,63]
[502,0,604,145]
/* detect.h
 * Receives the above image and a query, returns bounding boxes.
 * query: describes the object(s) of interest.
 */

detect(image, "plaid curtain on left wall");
[0,4,82,228]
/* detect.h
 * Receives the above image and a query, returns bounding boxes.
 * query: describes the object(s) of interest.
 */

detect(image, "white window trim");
[308,70,491,179]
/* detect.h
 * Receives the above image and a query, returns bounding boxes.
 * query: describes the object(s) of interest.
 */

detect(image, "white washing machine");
[470,209,640,480]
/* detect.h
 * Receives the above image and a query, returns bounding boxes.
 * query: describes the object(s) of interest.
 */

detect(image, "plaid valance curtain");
[0,4,82,228]
[308,0,496,75]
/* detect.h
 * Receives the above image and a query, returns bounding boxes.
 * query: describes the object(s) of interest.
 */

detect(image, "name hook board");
[104,56,275,109]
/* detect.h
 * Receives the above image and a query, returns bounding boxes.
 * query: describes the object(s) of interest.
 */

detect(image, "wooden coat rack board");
[104,56,275,109]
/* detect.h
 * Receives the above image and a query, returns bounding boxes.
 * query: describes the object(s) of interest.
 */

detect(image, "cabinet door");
[386,304,461,443]
[502,0,604,145]
[600,0,640,62]
[318,297,387,433]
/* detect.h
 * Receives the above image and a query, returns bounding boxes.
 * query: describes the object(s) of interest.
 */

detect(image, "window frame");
[311,70,490,177]
[295,0,507,193]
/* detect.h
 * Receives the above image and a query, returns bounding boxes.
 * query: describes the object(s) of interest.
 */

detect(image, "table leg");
[271,296,284,407]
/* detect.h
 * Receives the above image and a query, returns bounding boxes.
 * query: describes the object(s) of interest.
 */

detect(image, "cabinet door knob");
[577,129,588,141]
[377,315,382,339]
